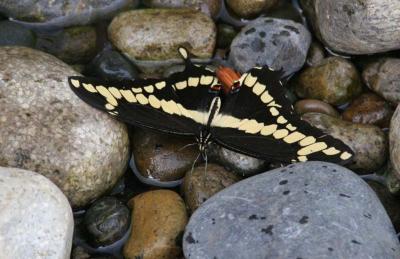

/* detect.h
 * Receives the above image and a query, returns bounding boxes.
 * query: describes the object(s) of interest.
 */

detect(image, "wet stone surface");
[184,162,400,259]
[0,21,36,47]
[294,99,339,117]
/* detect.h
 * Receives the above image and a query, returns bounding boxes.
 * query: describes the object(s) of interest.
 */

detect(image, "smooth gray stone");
[184,161,400,259]
[229,17,311,75]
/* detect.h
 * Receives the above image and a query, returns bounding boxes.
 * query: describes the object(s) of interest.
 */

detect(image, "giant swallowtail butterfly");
[68,48,353,164]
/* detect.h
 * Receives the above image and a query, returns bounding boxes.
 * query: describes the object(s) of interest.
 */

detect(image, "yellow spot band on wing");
[297,142,328,156]
[96,85,118,106]
[82,83,97,92]
[120,90,136,103]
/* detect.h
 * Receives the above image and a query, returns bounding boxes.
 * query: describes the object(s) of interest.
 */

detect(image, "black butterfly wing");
[211,67,354,164]
[69,48,218,136]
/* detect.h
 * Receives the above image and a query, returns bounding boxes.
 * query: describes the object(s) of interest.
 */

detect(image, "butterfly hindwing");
[211,67,353,164]
[68,48,219,135]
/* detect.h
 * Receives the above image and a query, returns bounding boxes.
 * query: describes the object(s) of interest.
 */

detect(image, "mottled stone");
[208,144,267,176]
[142,0,221,18]
[184,162,400,259]
[301,0,400,54]
[131,128,198,183]
[86,49,139,81]
[36,26,97,64]
[124,190,188,259]
[229,17,311,75]
[0,167,73,258]
[84,197,130,247]
[390,105,400,179]
[306,41,325,67]
[294,99,339,117]
[342,93,393,127]
[182,164,241,213]
[295,57,362,105]
[0,0,138,29]
[108,9,216,61]
[0,21,36,47]
[363,58,400,104]
[0,47,130,207]
[226,0,280,18]
[302,113,387,172]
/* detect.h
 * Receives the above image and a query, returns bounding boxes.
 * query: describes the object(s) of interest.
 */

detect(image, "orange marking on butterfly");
[216,66,242,94]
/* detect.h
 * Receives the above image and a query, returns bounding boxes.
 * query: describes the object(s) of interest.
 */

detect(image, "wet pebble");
[36,26,97,64]
[0,167,73,258]
[229,17,311,75]
[342,93,393,127]
[295,57,362,105]
[362,58,400,104]
[0,0,138,29]
[182,163,241,214]
[184,162,400,258]
[84,197,130,247]
[302,113,387,172]
[390,105,400,179]
[142,0,221,18]
[306,41,325,67]
[294,99,339,117]
[123,190,188,259]
[108,8,216,65]
[0,47,130,207]
[86,49,139,81]
[0,21,36,47]
[131,128,198,183]
[226,0,280,18]
[217,23,238,49]
[208,143,268,176]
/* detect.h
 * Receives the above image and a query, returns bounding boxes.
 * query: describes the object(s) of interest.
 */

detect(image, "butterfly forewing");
[211,67,353,164]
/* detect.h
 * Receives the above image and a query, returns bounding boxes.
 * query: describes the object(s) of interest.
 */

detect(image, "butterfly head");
[196,129,212,158]
[216,66,241,94]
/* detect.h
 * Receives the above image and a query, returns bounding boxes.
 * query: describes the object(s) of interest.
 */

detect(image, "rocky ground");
[0,0,400,258]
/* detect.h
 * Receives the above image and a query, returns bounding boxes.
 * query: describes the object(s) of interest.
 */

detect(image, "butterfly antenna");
[160,142,197,158]
[203,151,209,186]
[189,152,201,179]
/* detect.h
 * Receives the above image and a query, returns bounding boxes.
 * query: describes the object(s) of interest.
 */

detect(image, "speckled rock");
[131,128,198,183]
[208,143,267,176]
[86,49,139,81]
[183,162,400,259]
[0,21,36,47]
[108,9,216,62]
[295,57,362,105]
[294,99,339,117]
[0,47,130,207]
[0,0,138,29]
[306,41,325,66]
[123,190,188,259]
[342,93,393,127]
[84,196,130,247]
[35,26,97,64]
[182,164,241,213]
[300,0,400,54]
[363,58,400,104]
[142,0,221,18]
[226,0,280,18]
[0,167,73,258]
[229,17,311,75]
[302,113,387,172]
[390,105,400,179]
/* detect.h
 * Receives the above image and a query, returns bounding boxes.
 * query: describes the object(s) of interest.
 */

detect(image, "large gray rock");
[0,0,138,29]
[184,162,400,259]
[229,17,311,75]
[0,166,73,258]
[301,0,400,55]
[0,47,130,207]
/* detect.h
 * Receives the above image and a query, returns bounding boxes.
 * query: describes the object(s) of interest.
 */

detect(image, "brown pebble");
[342,93,393,127]
[294,99,339,117]
[182,164,241,214]
[123,190,188,259]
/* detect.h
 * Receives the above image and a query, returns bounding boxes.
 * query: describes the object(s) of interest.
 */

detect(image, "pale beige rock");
[0,47,130,207]
[390,105,400,179]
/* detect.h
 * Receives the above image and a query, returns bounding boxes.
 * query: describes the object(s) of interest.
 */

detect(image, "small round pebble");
[84,197,130,247]
[142,0,221,18]
[295,57,362,105]
[294,99,339,117]
[306,41,325,67]
[226,0,280,18]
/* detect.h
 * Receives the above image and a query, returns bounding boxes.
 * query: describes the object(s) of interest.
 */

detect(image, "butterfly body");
[69,48,354,165]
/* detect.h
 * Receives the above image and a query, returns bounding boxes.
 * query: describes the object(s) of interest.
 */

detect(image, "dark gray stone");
[0,21,36,47]
[229,17,311,75]
[184,162,400,259]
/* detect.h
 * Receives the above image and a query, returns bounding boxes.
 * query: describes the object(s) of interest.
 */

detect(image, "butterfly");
[68,47,353,165]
